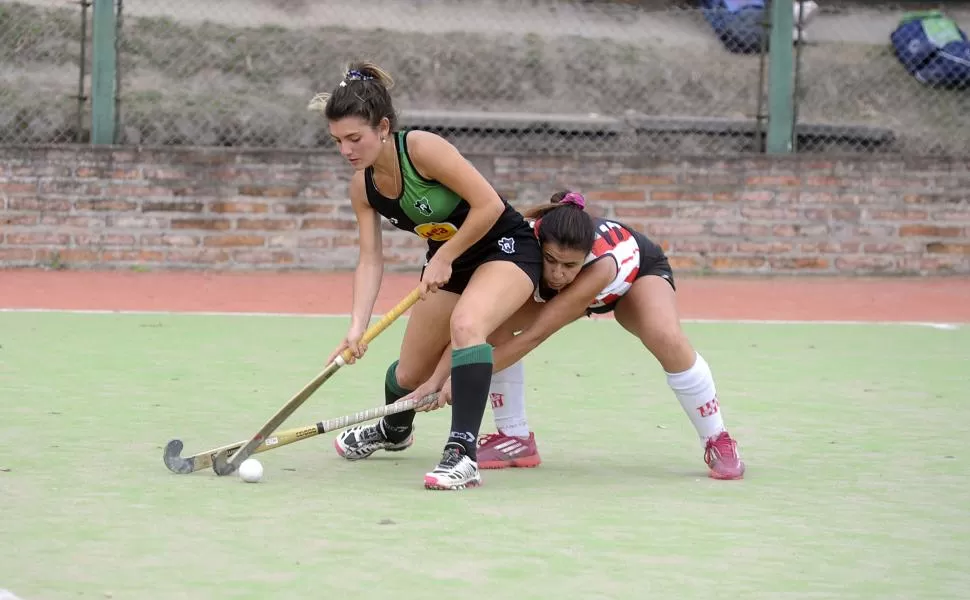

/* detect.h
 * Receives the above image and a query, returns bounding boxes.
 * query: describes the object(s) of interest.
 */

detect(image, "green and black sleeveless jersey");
[363,130,528,266]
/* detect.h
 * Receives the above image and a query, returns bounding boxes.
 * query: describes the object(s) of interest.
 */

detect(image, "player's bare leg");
[614,275,745,480]
[425,261,535,490]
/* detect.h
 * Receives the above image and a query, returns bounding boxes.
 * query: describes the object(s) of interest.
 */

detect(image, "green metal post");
[90,0,117,145]
[766,0,795,154]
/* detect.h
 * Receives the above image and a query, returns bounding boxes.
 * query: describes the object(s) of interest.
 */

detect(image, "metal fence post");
[76,0,91,143]
[90,0,117,145]
[766,0,795,154]
[791,0,807,153]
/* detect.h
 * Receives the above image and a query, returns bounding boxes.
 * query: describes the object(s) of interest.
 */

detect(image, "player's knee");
[388,359,420,392]
[450,309,486,348]
[643,328,695,372]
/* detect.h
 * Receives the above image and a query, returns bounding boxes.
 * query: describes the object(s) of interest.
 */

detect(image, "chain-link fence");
[110,0,771,155]
[1,0,969,156]
[793,4,970,155]
[0,0,88,145]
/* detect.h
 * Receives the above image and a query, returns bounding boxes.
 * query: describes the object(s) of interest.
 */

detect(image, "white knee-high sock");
[489,360,530,437]
[666,352,726,444]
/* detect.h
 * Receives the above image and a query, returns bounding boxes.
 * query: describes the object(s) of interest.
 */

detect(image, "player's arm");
[406,131,504,263]
[492,258,616,372]
[348,170,384,333]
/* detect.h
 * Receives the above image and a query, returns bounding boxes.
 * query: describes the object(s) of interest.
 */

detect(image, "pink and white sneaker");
[476,432,542,469]
[704,431,745,480]
[424,445,481,491]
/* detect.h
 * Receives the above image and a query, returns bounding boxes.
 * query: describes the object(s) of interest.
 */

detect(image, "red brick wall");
[1,146,968,274]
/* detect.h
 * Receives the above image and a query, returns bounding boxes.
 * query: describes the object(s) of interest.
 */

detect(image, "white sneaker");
[333,419,413,461]
[424,445,482,490]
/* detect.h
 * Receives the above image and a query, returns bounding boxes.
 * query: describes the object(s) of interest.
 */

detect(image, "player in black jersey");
[407,191,745,481]
[306,61,543,490]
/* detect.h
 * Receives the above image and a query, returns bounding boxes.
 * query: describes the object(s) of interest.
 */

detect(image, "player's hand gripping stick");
[208,287,422,476]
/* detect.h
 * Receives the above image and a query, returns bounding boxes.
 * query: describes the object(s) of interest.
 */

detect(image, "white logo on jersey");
[413,196,434,217]
[498,237,515,254]
[388,217,398,225]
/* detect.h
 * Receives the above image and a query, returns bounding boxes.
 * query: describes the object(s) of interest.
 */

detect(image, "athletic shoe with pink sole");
[704,431,745,480]
[424,444,481,490]
[476,432,542,469]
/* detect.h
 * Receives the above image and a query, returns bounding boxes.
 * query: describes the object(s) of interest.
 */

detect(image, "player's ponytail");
[526,190,595,254]
[307,61,397,131]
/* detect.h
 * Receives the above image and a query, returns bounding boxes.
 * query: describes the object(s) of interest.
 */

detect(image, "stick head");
[211,448,239,476]
[163,440,196,474]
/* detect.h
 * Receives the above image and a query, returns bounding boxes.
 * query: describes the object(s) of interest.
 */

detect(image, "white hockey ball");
[238,458,263,483]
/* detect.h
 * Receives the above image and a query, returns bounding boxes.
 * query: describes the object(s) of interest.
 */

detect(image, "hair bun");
[560,192,586,210]
[344,62,395,90]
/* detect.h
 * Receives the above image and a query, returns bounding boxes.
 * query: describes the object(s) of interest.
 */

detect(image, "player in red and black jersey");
[409,190,745,481]
[530,206,672,316]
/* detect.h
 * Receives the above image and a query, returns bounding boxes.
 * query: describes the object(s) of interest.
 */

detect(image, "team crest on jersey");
[414,222,458,241]
[497,237,515,254]
[412,196,434,217]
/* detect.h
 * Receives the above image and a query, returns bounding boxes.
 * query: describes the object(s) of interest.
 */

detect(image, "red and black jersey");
[530,218,643,311]
[583,219,643,311]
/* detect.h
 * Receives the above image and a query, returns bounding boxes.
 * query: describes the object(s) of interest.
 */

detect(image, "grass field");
[1,312,968,600]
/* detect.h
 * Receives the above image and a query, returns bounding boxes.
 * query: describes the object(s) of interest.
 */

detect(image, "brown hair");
[526,190,596,253]
[307,61,397,131]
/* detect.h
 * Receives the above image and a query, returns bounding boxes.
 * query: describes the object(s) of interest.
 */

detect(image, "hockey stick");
[163,392,438,474]
[209,286,423,476]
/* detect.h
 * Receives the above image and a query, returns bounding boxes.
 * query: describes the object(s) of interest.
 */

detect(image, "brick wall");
[1,146,968,274]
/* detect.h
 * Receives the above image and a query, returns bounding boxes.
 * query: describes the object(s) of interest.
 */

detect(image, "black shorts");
[423,222,543,295]
[586,231,675,315]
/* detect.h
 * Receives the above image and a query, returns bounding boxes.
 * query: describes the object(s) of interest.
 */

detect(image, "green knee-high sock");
[382,360,414,442]
[446,344,494,460]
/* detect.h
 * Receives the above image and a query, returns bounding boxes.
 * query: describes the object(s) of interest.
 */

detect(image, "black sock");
[381,360,414,443]
[447,344,493,461]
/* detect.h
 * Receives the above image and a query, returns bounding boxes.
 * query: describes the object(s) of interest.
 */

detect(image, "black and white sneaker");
[333,419,413,461]
[424,444,481,490]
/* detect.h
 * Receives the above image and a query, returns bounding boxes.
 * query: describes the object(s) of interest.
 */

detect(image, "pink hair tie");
[561,192,586,210]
